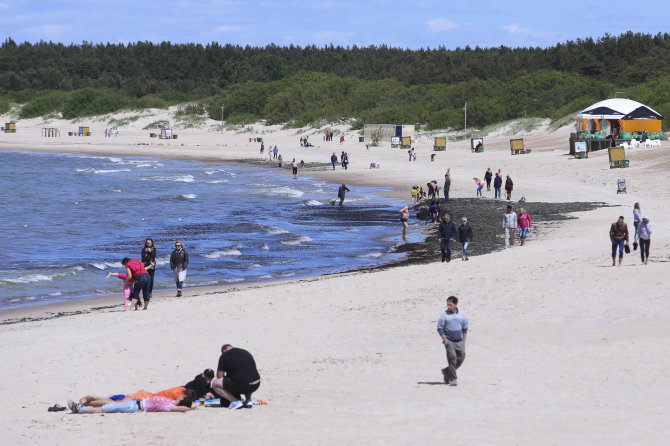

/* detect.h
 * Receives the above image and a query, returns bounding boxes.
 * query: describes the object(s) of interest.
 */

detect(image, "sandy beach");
[1,110,669,445]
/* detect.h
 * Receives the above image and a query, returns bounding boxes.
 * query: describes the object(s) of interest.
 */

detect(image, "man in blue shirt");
[437,296,469,386]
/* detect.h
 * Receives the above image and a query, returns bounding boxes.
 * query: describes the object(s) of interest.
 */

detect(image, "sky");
[0,0,668,50]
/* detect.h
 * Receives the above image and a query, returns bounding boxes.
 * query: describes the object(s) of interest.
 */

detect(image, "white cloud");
[503,23,530,34]
[426,18,458,33]
[215,25,243,32]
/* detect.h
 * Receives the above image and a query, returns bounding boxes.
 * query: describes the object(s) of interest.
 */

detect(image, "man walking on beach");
[337,182,350,206]
[273,146,278,159]
[437,296,468,386]
[443,174,451,202]
[331,152,338,170]
[609,216,629,267]
[502,205,518,248]
[437,214,457,262]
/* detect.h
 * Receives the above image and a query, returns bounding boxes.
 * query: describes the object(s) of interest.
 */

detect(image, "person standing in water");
[400,205,411,241]
[336,183,350,206]
[170,240,189,297]
[291,159,298,179]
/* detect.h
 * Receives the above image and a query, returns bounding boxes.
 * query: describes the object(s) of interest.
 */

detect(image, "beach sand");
[1,110,669,445]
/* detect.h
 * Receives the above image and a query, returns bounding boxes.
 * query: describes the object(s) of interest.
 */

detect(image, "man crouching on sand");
[437,296,469,386]
[211,344,261,410]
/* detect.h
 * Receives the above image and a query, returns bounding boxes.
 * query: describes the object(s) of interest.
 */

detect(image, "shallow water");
[0,151,419,311]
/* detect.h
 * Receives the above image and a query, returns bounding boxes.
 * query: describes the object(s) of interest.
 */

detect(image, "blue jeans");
[611,239,625,258]
[133,273,151,301]
[102,399,140,413]
[462,242,469,258]
[476,185,483,197]
[444,189,449,201]
[440,239,453,261]
[519,226,529,239]
[494,187,501,199]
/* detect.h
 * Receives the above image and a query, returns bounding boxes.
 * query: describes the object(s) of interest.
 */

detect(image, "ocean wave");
[141,175,195,183]
[261,244,270,251]
[89,261,121,270]
[305,200,322,206]
[178,194,197,200]
[202,248,242,259]
[1,266,84,284]
[259,274,272,279]
[268,186,304,198]
[248,264,262,268]
[359,252,383,258]
[93,169,132,174]
[204,179,229,184]
[222,277,245,283]
[280,235,312,246]
[155,256,170,266]
[263,225,289,234]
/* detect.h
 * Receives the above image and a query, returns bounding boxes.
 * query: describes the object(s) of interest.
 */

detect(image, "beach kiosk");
[608,147,629,168]
[4,122,16,133]
[471,138,484,153]
[160,128,173,139]
[433,137,446,151]
[576,98,663,136]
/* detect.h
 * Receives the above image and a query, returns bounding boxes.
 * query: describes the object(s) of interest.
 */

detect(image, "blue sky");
[1,0,668,49]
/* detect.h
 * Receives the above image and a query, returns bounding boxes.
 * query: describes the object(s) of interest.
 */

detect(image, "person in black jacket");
[212,344,261,409]
[484,168,493,191]
[184,368,215,400]
[141,238,156,298]
[437,214,457,262]
[493,173,503,199]
[456,217,473,261]
[170,240,189,297]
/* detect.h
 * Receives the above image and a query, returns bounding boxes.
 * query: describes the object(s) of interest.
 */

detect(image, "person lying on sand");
[77,369,216,407]
[68,389,197,414]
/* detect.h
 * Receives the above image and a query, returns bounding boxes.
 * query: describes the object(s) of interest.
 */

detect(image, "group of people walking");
[481,168,514,200]
[107,238,190,310]
[610,202,653,266]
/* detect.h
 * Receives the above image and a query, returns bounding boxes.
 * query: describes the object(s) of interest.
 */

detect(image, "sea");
[0,150,419,311]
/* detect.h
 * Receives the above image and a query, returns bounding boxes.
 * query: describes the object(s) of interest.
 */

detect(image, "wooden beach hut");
[433,137,446,151]
[4,122,16,133]
[471,138,484,153]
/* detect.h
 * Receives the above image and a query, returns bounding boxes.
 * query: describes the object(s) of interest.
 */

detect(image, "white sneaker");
[229,400,244,410]
[67,399,82,413]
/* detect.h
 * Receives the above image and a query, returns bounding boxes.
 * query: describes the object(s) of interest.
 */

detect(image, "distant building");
[364,124,415,143]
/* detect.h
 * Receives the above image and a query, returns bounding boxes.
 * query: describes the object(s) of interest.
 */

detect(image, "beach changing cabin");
[4,122,16,133]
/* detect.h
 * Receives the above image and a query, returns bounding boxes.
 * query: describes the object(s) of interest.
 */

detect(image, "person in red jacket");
[517,208,532,246]
[122,257,151,310]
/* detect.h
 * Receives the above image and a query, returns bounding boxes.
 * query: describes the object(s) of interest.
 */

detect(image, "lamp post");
[221,105,224,133]
[464,102,467,131]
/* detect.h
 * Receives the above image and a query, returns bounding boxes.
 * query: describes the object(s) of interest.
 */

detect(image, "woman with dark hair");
[504,175,514,200]
[170,240,189,297]
[122,257,151,310]
[141,238,156,298]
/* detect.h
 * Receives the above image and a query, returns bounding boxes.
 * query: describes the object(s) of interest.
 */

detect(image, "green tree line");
[1,32,669,129]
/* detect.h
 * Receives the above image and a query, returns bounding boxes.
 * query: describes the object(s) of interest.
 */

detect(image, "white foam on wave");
[259,274,272,279]
[205,179,229,184]
[202,248,242,259]
[268,186,304,198]
[264,225,289,234]
[344,227,358,232]
[261,244,270,251]
[280,235,312,246]
[93,169,132,174]
[223,277,245,283]
[249,264,262,269]
[179,194,197,199]
[142,175,195,183]
[305,200,322,206]
[155,256,170,266]
[90,261,121,270]
[359,252,383,258]
[75,167,94,173]
[2,266,84,284]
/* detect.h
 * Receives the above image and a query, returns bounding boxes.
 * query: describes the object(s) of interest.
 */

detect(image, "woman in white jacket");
[634,216,652,265]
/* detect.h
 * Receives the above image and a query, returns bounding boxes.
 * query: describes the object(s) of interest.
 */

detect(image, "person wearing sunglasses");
[170,240,189,297]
